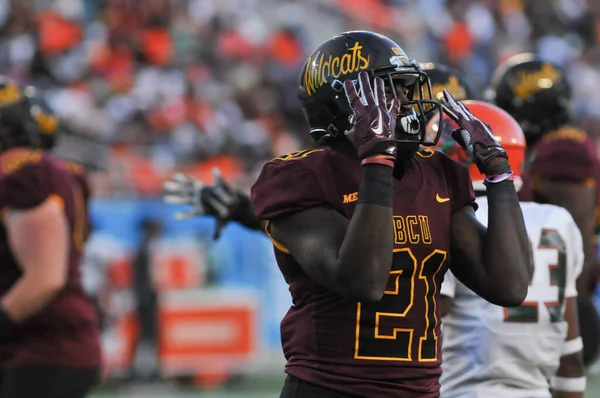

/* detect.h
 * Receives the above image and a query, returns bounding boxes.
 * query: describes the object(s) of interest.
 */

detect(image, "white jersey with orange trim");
[440,197,584,398]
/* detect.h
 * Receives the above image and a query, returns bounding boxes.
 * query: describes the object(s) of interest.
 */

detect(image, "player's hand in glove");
[162,169,262,240]
[440,89,513,183]
[344,71,400,168]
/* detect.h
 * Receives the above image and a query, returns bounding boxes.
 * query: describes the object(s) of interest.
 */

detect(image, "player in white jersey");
[428,100,586,398]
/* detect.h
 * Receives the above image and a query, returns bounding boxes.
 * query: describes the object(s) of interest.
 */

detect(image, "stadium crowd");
[1,0,599,196]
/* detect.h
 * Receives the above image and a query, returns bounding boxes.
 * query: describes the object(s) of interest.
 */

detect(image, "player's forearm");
[1,274,64,323]
[553,391,582,398]
[553,350,585,398]
[483,180,529,306]
[336,164,394,302]
[577,227,597,297]
[231,194,265,232]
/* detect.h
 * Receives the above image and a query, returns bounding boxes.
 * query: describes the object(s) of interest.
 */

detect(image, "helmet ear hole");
[326,101,339,118]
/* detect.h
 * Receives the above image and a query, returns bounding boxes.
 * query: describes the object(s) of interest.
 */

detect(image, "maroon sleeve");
[438,153,476,214]
[532,130,599,182]
[0,161,54,212]
[251,157,326,220]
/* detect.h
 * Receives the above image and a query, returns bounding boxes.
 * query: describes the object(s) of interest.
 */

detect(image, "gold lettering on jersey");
[304,42,371,96]
[416,149,435,159]
[431,76,467,101]
[343,192,358,203]
[541,127,586,144]
[273,149,324,161]
[63,160,84,176]
[393,215,432,245]
[393,216,406,244]
[407,216,419,244]
[509,63,562,100]
[1,150,42,174]
[419,215,432,244]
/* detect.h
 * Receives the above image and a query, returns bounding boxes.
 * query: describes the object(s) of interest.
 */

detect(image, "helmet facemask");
[338,69,443,151]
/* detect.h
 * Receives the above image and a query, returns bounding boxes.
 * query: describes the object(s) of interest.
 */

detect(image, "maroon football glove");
[344,72,400,168]
[440,89,512,179]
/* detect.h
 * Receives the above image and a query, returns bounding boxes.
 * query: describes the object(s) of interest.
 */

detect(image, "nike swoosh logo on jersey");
[372,108,384,135]
[436,193,450,203]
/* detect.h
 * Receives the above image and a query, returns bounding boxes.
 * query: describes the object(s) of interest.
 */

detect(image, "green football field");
[90,372,600,397]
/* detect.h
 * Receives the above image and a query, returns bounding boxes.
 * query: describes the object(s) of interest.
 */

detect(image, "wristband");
[561,337,583,357]
[484,172,514,184]
[0,305,14,336]
[551,376,586,392]
[357,164,393,206]
[361,155,395,169]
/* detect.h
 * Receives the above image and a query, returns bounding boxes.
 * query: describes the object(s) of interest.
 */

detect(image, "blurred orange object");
[108,258,132,289]
[103,313,139,377]
[38,11,82,55]
[337,0,393,31]
[184,155,244,185]
[151,241,206,291]
[158,290,258,375]
[268,32,302,66]
[141,28,172,66]
[444,22,474,62]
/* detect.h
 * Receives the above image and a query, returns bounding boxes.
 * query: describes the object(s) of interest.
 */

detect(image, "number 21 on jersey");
[504,229,567,323]
[354,248,446,362]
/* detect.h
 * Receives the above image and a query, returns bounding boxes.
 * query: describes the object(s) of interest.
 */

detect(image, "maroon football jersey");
[61,160,94,242]
[251,147,475,397]
[0,149,101,368]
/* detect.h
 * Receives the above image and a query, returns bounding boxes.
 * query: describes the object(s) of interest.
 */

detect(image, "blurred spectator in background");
[0,0,596,197]
[130,218,162,381]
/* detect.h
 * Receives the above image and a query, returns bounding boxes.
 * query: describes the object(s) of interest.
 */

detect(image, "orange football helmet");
[427,100,526,191]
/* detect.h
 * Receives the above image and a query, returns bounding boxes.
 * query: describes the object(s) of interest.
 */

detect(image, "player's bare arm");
[552,297,585,398]
[535,179,596,297]
[271,72,400,302]
[440,294,453,317]
[441,90,529,306]
[163,168,265,239]
[1,197,68,324]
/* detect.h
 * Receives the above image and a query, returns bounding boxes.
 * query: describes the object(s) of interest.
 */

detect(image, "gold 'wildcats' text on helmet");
[298,31,442,148]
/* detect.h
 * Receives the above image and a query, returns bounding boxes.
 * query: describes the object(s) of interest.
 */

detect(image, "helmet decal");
[31,106,59,136]
[489,55,571,143]
[303,42,371,96]
[0,82,22,107]
[431,76,468,101]
[508,63,563,101]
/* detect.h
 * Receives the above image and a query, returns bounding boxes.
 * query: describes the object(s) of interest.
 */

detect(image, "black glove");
[344,71,400,168]
[440,89,512,181]
[163,169,261,240]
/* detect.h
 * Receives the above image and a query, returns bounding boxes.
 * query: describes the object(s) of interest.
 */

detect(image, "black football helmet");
[24,85,108,170]
[23,85,60,150]
[419,62,478,101]
[487,53,571,145]
[0,77,41,153]
[298,31,442,147]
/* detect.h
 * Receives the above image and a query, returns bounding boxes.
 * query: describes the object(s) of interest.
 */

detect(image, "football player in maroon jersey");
[0,78,101,397]
[250,31,529,397]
